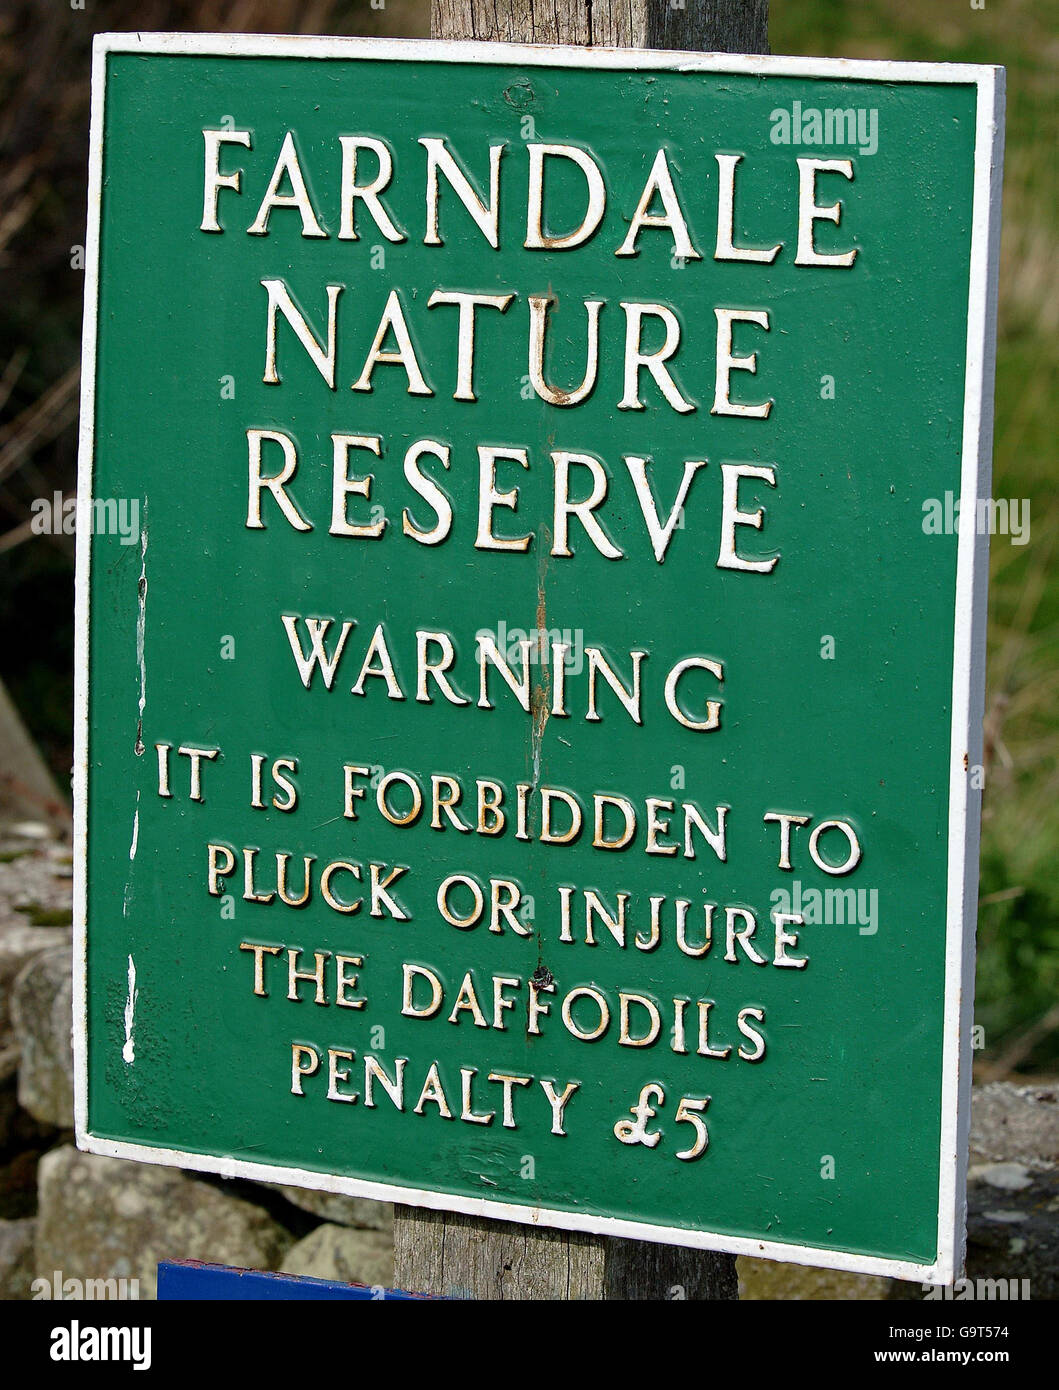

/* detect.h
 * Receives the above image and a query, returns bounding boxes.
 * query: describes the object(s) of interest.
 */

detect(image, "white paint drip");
[134,505,148,755]
[124,788,141,918]
[122,955,138,1065]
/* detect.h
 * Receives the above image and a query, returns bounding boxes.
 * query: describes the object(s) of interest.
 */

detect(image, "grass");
[13,903,71,928]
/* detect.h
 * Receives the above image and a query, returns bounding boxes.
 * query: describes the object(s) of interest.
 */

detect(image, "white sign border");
[73,31,1006,1286]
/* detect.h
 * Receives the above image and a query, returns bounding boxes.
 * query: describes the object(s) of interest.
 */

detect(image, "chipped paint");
[134,504,147,756]
[122,954,137,1065]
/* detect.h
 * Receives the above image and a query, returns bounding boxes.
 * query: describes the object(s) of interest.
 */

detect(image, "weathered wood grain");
[394,1204,741,1300]
[431,0,768,52]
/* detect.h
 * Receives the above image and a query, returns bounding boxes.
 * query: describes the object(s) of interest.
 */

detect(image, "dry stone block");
[35,1146,294,1299]
[0,1217,35,1299]
[10,947,73,1128]
[280,1222,394,1289]
[970,1082,1059,1170]
[272,1183,393,1232]
[0,924,70,1045]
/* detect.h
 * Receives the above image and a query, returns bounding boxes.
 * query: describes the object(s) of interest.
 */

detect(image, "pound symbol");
[614,1083,665,1148]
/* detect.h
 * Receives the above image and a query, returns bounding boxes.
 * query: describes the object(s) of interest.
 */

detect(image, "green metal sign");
[74,33,1004,1282]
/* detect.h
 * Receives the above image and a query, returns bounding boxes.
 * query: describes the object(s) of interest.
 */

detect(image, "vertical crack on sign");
[529,536,552,791]
[122,955,138,1065]
[528,536,553,958]
[134,503,148,755]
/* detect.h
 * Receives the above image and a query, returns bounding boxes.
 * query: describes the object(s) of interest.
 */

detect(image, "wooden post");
[394,0,767,1301]
[431,0,768,52]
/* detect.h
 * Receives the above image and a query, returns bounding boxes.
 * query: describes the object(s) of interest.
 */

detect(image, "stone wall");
[1,820,1055,1300]
[0,821,394,1300]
